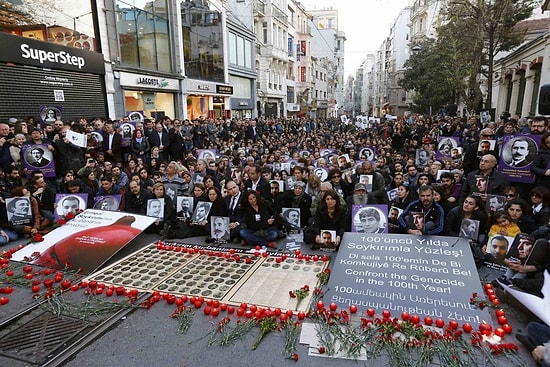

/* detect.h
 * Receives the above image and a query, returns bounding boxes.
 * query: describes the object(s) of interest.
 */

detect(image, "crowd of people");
[0,112,549,363]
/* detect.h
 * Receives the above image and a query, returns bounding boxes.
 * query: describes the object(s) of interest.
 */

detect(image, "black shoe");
[515,333,535,352]
[311,243,320,251]
[491,279,503,290]
[205,237,215,243]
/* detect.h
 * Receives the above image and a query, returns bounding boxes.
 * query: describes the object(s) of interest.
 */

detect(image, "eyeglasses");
[531,193,542,198]
[481,134,494,138]
[505,193,516,198]
[332,175,341,178]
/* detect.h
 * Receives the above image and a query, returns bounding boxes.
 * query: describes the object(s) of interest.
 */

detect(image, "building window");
[300,67,306,82]
[516,73,526,116]
[288,36,294,57]
[530,68,541,116]
[117,0,172,72]
[181,1,225,82]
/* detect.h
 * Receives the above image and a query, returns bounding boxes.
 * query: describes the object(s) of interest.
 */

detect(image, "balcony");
[271,6,287,23]
[254,0,265,17]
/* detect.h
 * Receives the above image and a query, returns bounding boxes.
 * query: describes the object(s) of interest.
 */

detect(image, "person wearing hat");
[346,182,377,208]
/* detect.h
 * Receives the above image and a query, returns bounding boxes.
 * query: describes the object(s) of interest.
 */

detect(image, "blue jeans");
[239,228,277,246]
[0,229,19,245]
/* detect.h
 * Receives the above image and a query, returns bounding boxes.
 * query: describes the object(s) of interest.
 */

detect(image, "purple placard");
[436,137,459,159]
[498,134,540,183]
[40,105,62,126]
[351,204,388,233]
[54,193,88,220]
[197,149,217,161]
[359,146,376,161]
[22,143,56,178]
[119,121,136,147]
[93,195,122,211]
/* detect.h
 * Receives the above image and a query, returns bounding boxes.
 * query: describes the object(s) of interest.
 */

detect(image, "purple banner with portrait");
[118,121,136,147]
[22,143,56,178]
[351,204,388,233]
[40,105,62,126]
[498,134,540,183]
[436,137,460,160]
[93,195,122,211]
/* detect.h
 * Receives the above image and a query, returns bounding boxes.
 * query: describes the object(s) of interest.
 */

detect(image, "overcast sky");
[299,0,415,76]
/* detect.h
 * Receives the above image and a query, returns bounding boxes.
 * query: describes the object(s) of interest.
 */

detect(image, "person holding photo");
[444,195,487,239]
[459,154,509,203]
[201,187,228,242]
[239,189,278,248]
[9,186,51,236]
[142,182,175,236]
[304,189,347,250]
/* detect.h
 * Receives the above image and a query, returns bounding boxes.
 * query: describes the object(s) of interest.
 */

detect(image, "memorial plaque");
[325,233,490,325]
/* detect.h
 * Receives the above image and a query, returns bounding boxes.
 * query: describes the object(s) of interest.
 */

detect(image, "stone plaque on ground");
[324,233,490,324]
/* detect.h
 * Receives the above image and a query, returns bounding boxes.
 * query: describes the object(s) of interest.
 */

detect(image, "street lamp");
[72,11,92,36]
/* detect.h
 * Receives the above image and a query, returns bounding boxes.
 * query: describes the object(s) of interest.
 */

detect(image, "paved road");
[0,232,539,367]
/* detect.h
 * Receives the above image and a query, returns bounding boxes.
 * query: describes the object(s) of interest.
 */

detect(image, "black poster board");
[324,233,490,325]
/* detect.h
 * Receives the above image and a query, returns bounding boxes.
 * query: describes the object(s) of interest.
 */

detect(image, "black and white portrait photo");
[177,196,194,220]
[210,216,230,241]
[93,195,120,211]
[55,194,87,218]
[416,149,430,167]
[352,206,387,233]
[487,194,506,214]
[25,145,52,168]
[41,106,61,124]
[147,198,164,221]
[502,136,537,167]
[282,207,301,228]
[120,123,135,139]
[198,149,216,161]
[359,147,375,161]
[192,201,212,223]
[460,219,480,241]
[6,197,32,225]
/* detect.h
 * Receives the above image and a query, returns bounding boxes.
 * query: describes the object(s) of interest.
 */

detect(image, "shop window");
[116,0,172,73]
[181,1,224,82]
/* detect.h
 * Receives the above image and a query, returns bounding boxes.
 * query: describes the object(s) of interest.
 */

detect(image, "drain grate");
[0,312,89,364]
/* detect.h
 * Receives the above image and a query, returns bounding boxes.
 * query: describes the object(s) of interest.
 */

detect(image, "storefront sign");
[0,32,104,74]
[324,233,489,324]
[119,72,179,91]
[216,85,233,95]
[287,103,300,111]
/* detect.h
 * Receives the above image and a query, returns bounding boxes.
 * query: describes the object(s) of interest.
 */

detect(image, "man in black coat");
[101,122,123,164]
[462,128,499,175]
[244,165,271,201]
[125,180,153,214]
[148,122,170,161]
[168,119,185,161]
[225,180,244,241]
